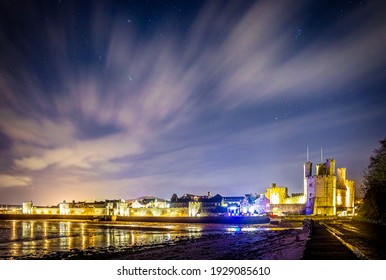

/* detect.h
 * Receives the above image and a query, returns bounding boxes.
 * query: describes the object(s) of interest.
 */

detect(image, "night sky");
[0,0,385,205]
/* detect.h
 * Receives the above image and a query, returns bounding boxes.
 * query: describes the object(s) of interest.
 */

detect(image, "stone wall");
[271,204,306,215]
[265,184,288,204]
[284,194,305,204]
[129,207,188,217]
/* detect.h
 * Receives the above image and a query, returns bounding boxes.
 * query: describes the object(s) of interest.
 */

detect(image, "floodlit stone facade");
[304,159,355,216]
[264,158,355,216]
[265,184,305,205]
[23,199,129,216]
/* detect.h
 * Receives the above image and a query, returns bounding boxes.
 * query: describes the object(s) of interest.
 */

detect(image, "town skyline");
[0,154,358,205]
[1,0,385,205]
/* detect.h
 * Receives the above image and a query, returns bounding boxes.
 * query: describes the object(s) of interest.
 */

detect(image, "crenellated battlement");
[303,158,355,216]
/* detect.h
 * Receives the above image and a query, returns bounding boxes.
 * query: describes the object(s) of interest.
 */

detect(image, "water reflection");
[81,223,86,250]
[130,231,135,246]
[59,222,67,249]
[12,221,17,240]
[22,221,30,239]
[0,220,273,259]
[43,238,49,251]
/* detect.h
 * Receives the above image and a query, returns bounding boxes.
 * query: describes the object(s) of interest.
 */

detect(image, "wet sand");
[112,228,309,260]
[3,219,308,260]
[34,227,308,260]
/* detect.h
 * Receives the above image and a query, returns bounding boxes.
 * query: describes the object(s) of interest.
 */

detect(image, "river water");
[0,219,278,260]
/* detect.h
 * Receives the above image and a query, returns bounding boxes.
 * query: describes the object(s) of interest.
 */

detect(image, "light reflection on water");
[0,220,277,259]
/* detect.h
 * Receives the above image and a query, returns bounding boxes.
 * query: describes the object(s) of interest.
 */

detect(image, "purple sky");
[1,0,385,205]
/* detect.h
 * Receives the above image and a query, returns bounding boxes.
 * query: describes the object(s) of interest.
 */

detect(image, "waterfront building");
[106,199,129,216]
[130,201,145,208]
[34,205,60,215]
[139,198,169,208]
[22,201,33,214]
[23,199,130,216]
[251,194,271,214]
[0,204,22,214]
[222,196,244,216]
[182,193,269,217]
[170,192,225,216]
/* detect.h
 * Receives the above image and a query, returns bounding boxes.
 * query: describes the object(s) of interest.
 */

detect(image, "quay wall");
[271,203,306,215]
[0,214,98,221]
[0,214,270,224]
[129,207,188,217]
[116,215,270,224]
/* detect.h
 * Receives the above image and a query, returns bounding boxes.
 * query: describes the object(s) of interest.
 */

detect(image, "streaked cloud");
[0,0,385,204]
[0,175,32,188]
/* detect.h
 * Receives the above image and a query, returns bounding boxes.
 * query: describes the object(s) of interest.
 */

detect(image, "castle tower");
[326,159,336,176]
[304,162,312,177]
[302,158,355,216]
[313,158,337,216]
[303,162,312,197]
[337,167,346,187]
[316,163,326,176]
[337,167,355,214]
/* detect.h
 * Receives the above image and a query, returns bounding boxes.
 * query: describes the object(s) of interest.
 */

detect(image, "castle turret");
[316,163,326,176]
[304,162,312,198]
[304,162,312,177]
[326,158,336,176]
[337,167,346,186]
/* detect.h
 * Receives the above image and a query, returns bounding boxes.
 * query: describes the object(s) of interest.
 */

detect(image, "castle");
[264,158,355,216]
[304,158,355,216]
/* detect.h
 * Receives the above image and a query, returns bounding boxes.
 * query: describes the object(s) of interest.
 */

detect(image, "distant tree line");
[359,137,386,224]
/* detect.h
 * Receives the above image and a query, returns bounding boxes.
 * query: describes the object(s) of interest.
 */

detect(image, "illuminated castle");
[264,157,355,216]
[304,158,355,216]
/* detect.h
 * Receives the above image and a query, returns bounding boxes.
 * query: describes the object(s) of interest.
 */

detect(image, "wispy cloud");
[0,174,32,188]
[0,0,385,203]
